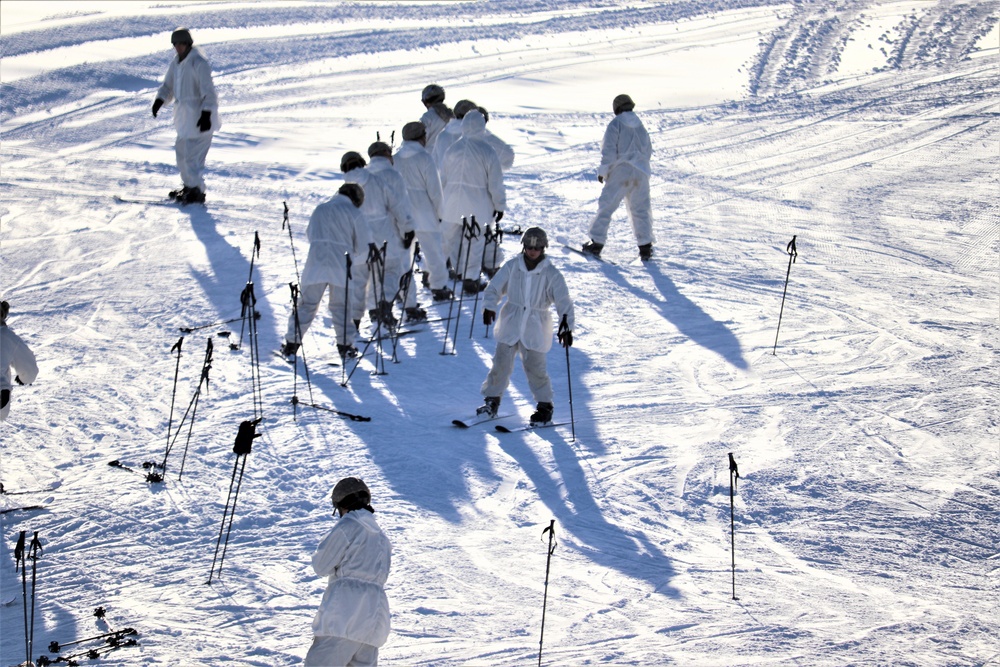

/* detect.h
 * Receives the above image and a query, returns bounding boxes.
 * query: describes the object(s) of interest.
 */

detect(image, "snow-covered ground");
[2,1,998,665]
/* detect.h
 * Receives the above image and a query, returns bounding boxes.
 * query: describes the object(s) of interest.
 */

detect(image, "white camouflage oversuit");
[285,192,372,349]
[1,306,39,422]
[393,139,450,293]
[156,46,219,192]
[440,111,506,282]
[588,109,654,247]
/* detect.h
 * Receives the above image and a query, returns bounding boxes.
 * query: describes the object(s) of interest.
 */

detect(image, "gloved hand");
[403,231,415,249]
[493,210,504,223]
[597,175,604,184]
[197,110,212,132]
[152,98,164,117]
[558,330,573,348]
[15,376,25,385]
[483,309,495,326]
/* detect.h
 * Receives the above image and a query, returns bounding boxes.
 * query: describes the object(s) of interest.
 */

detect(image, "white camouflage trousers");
[175,133,213,190]
[588,163,654,246]
[481,341,553,404]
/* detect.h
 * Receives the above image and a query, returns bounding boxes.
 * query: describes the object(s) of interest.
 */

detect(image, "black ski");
[114,195,194,208]
[452,412,514,428]
[561,244,617,266]
[495,421,570,433]
[0,505,45,514]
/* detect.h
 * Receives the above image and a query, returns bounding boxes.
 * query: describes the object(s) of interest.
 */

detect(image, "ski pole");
[469,222,493,338]
[342,253,352,386]
[538,520,557,667]
[772,235,797,355]
[28,531,42,665]
[484,222,503,338]
[166,337,183,453]
[450,217,479,351]
[176,337,214,481]
[728,452,740,600]
[237,232,262,350]
[558,314,575,442]
[441,218,469,356]
[208,418,260,583]
[15,531,29,667]
[282,201,302,286]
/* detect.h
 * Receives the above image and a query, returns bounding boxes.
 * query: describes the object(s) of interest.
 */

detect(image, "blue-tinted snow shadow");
[183,206,275,353]
[610,260,748,370]
[496,430,678,596]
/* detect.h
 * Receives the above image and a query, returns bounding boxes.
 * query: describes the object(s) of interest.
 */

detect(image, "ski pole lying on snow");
[728,452,741,601]
[538,520,557,667]
[772,235,798,355]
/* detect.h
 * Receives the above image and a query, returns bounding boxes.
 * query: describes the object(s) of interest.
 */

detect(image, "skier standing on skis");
[394,121,454,303]
[281,183,371,361]
[582,94,654,261]
[440,109,506,296]
[477,227,574,425]
[1,301,39,422]
[306,477,392,667]
[152,28,220,205]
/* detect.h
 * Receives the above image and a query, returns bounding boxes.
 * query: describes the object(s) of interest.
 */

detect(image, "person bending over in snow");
[1,300,39,422]
[582,94,654,261]
[306,477,392,667]
[477,227,574,425]
[152,28,220,205]
[281,183,371,361]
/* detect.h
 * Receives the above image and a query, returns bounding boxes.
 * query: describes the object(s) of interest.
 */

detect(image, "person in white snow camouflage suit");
[281,184,371,360]
[419,84,452,156]
[440,110,506,295]
[478,227,574,425]
[152,28,220,204]
[582,94,655,261]
[305,477,392,667]
[0,301,39,422]
[393,121,454,302]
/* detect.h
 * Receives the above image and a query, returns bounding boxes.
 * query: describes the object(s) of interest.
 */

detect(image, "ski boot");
[181,186,206,204]
[405,306,427,323]
[280,341,300,358]
[638,243,653,261]
[337,343,359,359]
[462,278,485,295]
[431,287,453,302]
[529,402,554,425]
[477,396,501,418]
[369,301,397,328]
[581,240,603,257]
[168,185,190,200]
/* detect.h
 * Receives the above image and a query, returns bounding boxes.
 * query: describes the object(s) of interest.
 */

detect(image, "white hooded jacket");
[440,111,506,224]
[311,509,392,646]
[299,194,372,288]
[344,165,412,253]
[484,254,574,353]
[484,129,515,171]
[393,140,443,232]
[598,111,651,180]
[157,46,220,140]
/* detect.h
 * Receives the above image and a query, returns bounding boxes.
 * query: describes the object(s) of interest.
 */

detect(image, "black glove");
[493,210,504,223]
[483,309,495,326]
[597,175,604,184]
[402,231,415,249]
[152,98,164,117]
[558,330,573,348]
[15,376,25,385]
[197,110,212,132]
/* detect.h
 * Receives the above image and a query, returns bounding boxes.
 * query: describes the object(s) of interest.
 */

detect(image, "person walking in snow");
[281,184,372,361]
[477,227,574,425]
[419,84,452,156]
[152,28,220,204]
[306,477,392,667]
[582,94,654,261]
[440,109,506,295]
[394,121,453,303]
[1,301,39,422]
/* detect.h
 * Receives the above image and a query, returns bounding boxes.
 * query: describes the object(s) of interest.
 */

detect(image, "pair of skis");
[452,412,568,433]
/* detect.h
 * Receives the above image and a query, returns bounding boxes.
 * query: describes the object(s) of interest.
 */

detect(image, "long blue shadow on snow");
[496,430,678,597]
[607,259,748,369]
[182,206,275,356]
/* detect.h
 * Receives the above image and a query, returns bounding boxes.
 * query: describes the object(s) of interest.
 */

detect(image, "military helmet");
[331,477,370,507]
[522,227,548,249]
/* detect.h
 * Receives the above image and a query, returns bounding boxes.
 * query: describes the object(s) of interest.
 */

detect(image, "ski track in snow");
[2,1,998,666]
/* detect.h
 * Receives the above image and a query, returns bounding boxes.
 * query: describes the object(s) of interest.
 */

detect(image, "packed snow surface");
[1,1,997,665]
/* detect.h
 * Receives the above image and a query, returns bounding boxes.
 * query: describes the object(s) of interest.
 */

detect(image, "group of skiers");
[0,28,662,666]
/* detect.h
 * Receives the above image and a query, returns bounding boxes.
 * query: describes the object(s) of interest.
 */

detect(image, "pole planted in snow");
[772,235,798,355]
[538,519,557,667]
[728,452,740,601]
